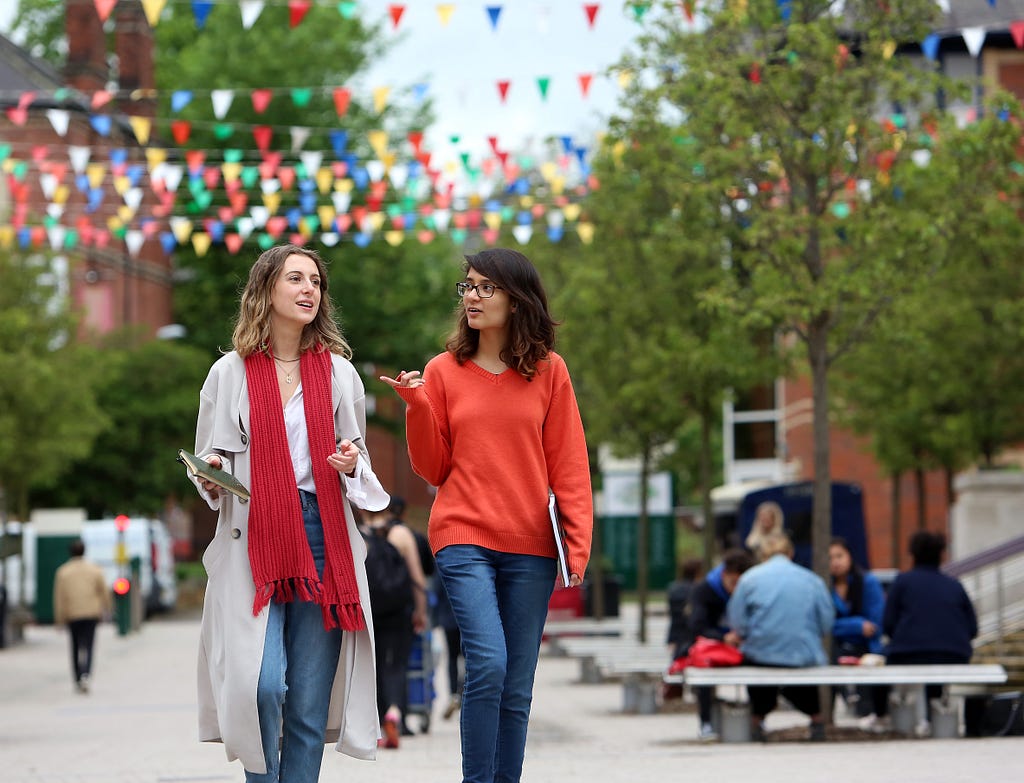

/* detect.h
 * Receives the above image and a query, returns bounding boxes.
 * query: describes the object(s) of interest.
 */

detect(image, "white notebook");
[548,491,570,587]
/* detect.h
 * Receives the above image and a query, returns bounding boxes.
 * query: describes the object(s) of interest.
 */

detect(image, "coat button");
[231,528,241,539]
[240,434,248,445]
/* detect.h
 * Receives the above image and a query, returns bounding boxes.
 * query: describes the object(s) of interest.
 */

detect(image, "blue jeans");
[436,545,556,783]
[246,490,343,783]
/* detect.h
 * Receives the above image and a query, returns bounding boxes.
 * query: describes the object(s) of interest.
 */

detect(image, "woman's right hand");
[201,454,222,498]
[378,370,424,389]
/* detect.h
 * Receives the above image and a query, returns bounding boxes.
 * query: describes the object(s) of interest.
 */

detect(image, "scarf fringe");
[322,602,367,632]
[251,577,324,616]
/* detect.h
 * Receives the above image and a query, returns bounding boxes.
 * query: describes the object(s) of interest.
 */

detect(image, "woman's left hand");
[328,439,360,477]
[568,573,583,587]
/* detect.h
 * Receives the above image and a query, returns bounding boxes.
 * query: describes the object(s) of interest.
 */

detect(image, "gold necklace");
[274,357,300,384]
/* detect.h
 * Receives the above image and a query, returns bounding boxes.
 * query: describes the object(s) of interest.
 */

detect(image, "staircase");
[973,628,1024,691]
[945,535,1024,691]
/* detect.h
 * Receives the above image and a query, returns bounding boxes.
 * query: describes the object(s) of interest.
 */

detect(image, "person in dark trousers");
[53,539,111,693]
[684,549,755,740]
[666,557,703,659]
[433,571,463,720]
[879,530,978,737]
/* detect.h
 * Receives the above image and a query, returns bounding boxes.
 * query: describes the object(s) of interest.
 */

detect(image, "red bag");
[679,636,744,669]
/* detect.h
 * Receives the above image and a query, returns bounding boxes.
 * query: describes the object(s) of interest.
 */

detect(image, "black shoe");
[809,721,826,742]
[751,721,767,743]
[400,723,415,737]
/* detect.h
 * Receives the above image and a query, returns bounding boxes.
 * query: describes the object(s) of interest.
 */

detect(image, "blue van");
[717,481,870,570]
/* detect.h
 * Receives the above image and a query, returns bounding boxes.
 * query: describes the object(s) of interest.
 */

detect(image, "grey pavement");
[1,607,1022,783]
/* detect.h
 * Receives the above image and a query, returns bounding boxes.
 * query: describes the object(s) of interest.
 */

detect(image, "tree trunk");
[700,408,715,573]
[890,471,902,569]
[637,449,651,645]
[915,466,927,531]
[807,319,832,583]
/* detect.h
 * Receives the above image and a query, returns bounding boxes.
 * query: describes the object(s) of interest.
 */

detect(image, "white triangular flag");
[211,89,234,120]
[236,216,255,239]
[162,164,184,192]
[250,206,269,228]
[46,203,65,220]
[290,126,312,153]
[433,209,451,232]
[240,0,264,30]
[47,225,66,251]
[320,232,339,247]
[40,173,59,199]
[300,151,323,176]
[69,145,91,174]
[388,164,408,190]
[961,27,986,58]
[331,191,351,214]
[125,230,145,258]
[123,187,144,211]
[513,225,533,245]
[365,160,386,183]
[46,109,70,136]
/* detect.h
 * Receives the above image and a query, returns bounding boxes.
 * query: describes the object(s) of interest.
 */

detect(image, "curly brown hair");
[231,244,351,358]
[445,248,557,380]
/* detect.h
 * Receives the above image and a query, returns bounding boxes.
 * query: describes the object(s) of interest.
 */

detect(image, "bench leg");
[719,700,752,743]
[579,656,602,684]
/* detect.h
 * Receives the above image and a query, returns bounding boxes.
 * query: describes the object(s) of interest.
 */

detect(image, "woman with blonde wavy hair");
[187,244,389,782]
[745,500,785,561]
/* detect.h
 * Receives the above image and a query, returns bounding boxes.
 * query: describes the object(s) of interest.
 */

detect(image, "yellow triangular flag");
[384,230,404,247]
[576,222,595,245]
[53,185,70,205]
[334,179,354,194]
[483,212,502,231]
[192,232,212,257]
[316,167,333,194]
[86,162,107,189]
[145,147,167,169]
[129,115,152,145]
[170,217,193,244]
[317,206,335,227]
[367,130,389,160]
[0,226,14,249]
[436,3,455,26]
[263,192,281,214]
[141,0,166,27]
[882,40,897,60]
[113,175,131,196]
[368,212,386,231]
[562,204,581,222]
[221,162,242,182]
[372,86,391,115]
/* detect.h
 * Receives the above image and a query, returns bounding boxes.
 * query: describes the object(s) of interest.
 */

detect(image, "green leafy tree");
[0,250,107,523]
[31,336,213,518]
[10,0,67,66]
[629,0,960,578]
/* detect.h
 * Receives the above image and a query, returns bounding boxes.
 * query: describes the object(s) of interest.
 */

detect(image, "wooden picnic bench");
[663,664,1009,741]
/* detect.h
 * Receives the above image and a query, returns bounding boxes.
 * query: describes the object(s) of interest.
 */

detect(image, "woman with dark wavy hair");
[381,247,593,783]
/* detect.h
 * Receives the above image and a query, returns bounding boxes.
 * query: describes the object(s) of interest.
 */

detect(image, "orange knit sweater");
[397,351,593,578]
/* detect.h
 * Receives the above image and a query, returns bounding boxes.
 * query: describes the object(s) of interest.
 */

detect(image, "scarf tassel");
[322,602,366,632]
[251,577,325,616]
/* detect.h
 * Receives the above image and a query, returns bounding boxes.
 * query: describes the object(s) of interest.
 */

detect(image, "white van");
[81,517,178,615]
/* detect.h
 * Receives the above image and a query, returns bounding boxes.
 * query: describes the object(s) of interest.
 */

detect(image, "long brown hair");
[445,248,556,380]
[231,244,351,358]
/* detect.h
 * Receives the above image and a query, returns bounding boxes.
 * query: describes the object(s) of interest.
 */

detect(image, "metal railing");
[944,535,1024,648]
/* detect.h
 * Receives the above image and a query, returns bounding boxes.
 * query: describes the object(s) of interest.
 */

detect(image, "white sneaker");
[858,713,890,733]
[698,722,719,742]
[914,720,931,738]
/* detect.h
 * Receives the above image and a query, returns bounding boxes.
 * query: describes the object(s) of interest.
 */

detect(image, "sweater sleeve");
[397,363,452,487]
[543,359,593,578]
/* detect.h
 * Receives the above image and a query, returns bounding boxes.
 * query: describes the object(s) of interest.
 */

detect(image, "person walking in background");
[684,549,755,741]
[828,537,888,724]
[728,533,835,742]
[53,539,111,694]
[188,244,390,783]
[381,247,593,783]
[880,530,978,737]
[360,505,428,749]
[744,500,785,560]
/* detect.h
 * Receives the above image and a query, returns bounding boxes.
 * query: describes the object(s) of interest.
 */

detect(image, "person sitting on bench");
[727,533,835,742]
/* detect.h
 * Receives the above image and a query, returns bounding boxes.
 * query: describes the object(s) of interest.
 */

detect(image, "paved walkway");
[1,608,1022,783]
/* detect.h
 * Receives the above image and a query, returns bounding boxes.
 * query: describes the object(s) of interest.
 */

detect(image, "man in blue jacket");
[728,533,835,741]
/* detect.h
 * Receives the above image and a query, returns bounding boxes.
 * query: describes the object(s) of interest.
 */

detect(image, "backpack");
[362,526,413,618]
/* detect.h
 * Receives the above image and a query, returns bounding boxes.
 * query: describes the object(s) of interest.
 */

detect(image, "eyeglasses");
[456,282,502,299]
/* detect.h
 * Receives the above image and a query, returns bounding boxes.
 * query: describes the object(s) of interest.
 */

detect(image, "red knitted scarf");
[244,348,365,631]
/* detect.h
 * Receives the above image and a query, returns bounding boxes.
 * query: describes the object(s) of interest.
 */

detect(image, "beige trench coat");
[192,351,385,771]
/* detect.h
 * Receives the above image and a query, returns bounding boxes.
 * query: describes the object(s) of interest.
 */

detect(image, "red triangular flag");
[750,63,762,84]
[1011,21,1024,49]
[225,234,244,254]
[388,4,406,29]
[408,131,424,153]
[253,125,273,152]
[497,80,511,103]
[682,0,695,22]
[279,167,296,191]
[487,136,501,155]
[288,0,312,28]
[333,87,352,117]
[583,3,600,29]
[171,120,192,144]
[94,0,118,23]
[578,73,593,98]
[252,89,273,114]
